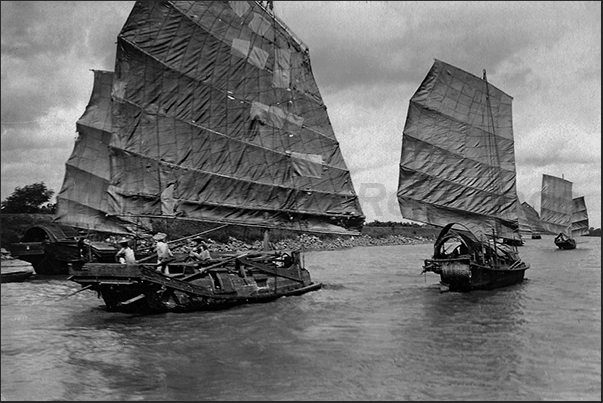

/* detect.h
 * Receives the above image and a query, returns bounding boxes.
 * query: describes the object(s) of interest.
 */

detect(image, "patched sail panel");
[397,59,520,239]
[58,1,364,235]
[540,174,573,235]
[571,196,589,236]
[106,1,364,234]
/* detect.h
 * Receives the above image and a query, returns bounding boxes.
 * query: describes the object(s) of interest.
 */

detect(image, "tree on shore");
[1,182,56,214]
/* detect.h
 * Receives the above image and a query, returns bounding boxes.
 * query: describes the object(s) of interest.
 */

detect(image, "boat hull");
[423,223,530,292]
[502,238,524,247]
[432,259,528,292]
[10,243,77,275]
[9,224,118,274]
[554,233,576,250]
[422,223,530,292]
[1,258,35,283]
[69,252,321,314]
[1,270,34,283]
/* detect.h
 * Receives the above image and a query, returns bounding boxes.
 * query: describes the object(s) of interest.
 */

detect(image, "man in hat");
[153,232,174,274]
[115,238,137,265]
[188,239,212,262]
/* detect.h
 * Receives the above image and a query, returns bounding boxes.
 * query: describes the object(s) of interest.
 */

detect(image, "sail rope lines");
[482,69,506,241]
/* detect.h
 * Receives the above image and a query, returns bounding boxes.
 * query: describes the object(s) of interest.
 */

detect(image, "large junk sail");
[397,59,520,240]
[55,1,364,236]
[540,174,573,235]
[55,70,141,235]
[571,196,589,236]
[521,201,547,235]
[65,1,365,313]
[517,199,532,238]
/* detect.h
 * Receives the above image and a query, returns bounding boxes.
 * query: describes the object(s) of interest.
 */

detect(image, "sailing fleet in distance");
[397,60,590,292]
[4,1,594,311]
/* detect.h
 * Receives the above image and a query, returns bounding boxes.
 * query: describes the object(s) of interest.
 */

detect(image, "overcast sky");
[1,1,601,228]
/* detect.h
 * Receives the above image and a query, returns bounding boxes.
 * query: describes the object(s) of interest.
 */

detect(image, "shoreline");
[180,233,435,255]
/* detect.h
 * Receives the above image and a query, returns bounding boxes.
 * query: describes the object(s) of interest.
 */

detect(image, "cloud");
[283,1,601,227]
[279,1,580,92]
[1,1,132,206]
[1,2,129,124]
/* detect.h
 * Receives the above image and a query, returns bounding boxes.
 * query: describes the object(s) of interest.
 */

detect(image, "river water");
[1,235,600,401]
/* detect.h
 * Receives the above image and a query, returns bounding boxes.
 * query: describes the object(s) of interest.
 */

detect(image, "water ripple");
[2,238,600,400]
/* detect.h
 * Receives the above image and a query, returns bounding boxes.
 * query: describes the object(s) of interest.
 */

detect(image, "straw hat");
[153,232,167,241]
[118,237,130,245]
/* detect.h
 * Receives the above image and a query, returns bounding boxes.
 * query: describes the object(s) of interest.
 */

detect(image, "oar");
[118,294,146,306]
[237,257,304,283]
[137,254,159,264]
[56,284,93,301]
[135,225,229,255]
[180,252,250,281]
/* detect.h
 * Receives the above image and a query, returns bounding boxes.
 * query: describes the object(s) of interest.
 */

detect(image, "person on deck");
[153,232,174,274]
[189,241,212,262]
[115,238,137,265]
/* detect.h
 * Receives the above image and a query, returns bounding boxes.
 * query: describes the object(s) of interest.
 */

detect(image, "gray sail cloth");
[521,201,548,235]
[55,1,364,235]
[397,59,521,240]
[55,70,142,235]
[540,174,573,235]
[571,196,589,236]
[517,198,532,237]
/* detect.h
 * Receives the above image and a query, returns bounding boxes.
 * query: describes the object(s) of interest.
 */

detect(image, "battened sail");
[540,174,573,235]
[517,199,531,238]
[521,201,547,235]
[57,1,364,236]
[55,70,140,234]
[397,59,520,240]
[571,196,589,236]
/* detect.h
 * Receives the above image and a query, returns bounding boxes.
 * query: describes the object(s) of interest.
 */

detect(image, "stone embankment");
[189,233,434,253]
[105,231,435,255]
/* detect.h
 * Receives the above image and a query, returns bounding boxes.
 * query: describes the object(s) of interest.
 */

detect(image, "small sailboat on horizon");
[397,59,530,292]
[540,174,577,249]
[521,201,547,239]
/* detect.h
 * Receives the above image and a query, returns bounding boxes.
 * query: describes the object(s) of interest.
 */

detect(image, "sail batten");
[398,59,520,239]
[116,3,335,141]
[518,200,532,237]
[55,70,144,234]
[521,201,547,235]
[540,174,573,235]
[113,212,361,236]
[56,1,364,236]
[112,93,348,172]
[571,196,589,236]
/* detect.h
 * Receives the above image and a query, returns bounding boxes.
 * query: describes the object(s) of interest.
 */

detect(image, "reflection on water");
[1,236,600,400]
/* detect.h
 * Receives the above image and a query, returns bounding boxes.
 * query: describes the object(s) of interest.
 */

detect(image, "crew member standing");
[153,232,174,275]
